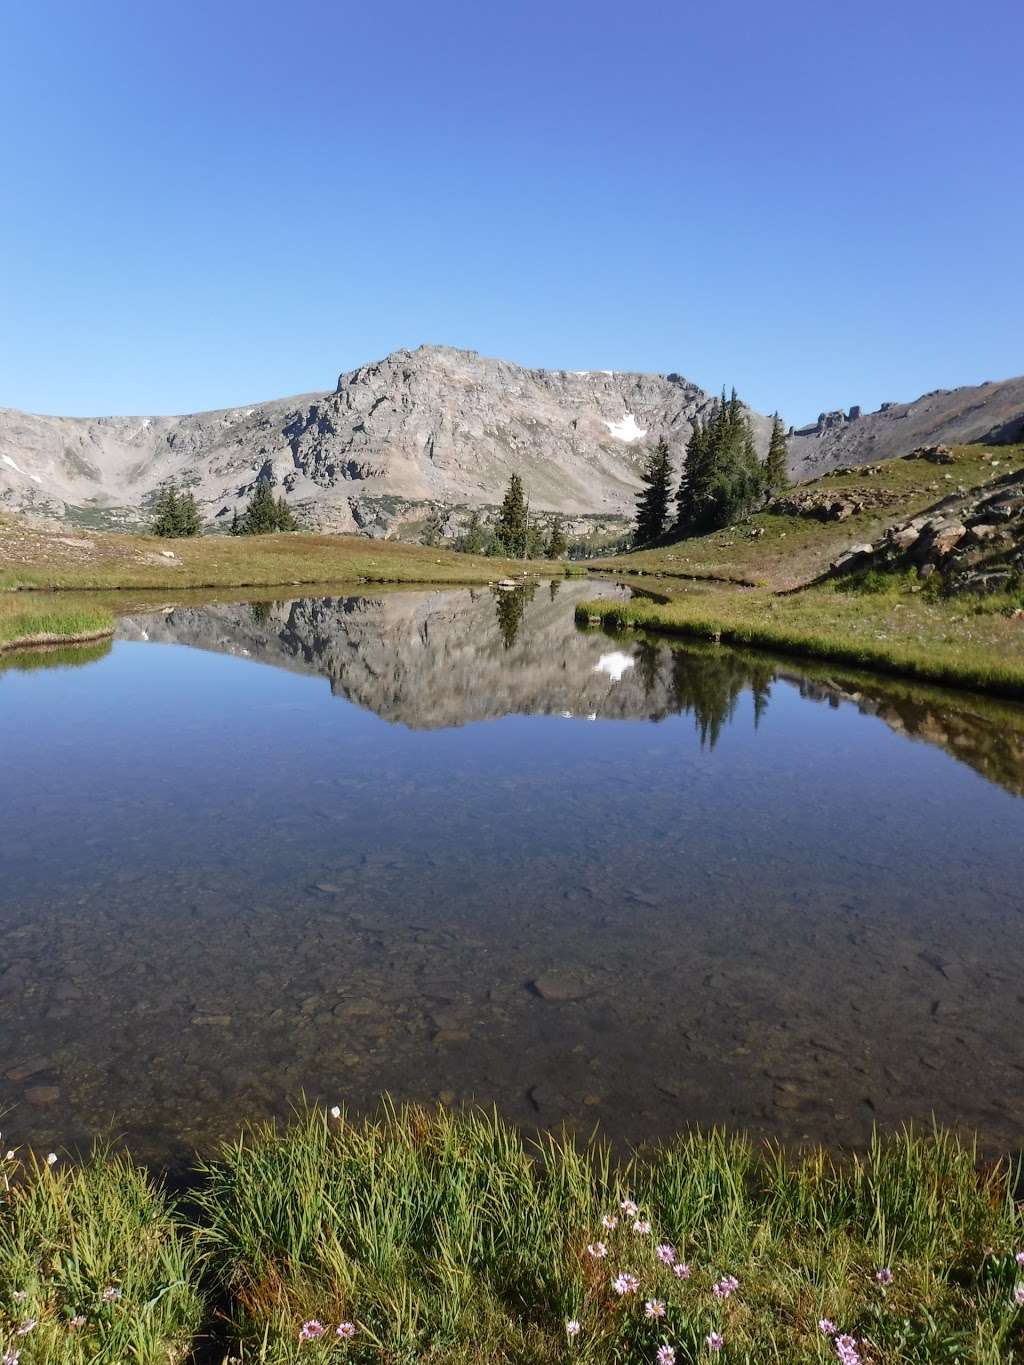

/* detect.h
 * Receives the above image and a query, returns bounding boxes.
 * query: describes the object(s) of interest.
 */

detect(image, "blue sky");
[1,0,1020,425]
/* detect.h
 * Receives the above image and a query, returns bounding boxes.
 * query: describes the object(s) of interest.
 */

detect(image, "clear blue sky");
[1,0,1020,425]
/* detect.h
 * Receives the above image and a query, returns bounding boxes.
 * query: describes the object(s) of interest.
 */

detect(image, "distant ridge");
[1,344,1021,535]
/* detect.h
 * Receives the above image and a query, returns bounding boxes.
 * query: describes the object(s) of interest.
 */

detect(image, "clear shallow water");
[2,580,1024,1172]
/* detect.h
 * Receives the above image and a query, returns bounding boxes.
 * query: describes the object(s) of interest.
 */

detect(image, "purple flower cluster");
[298,1318,358,1343]
[712,1274,739,1299]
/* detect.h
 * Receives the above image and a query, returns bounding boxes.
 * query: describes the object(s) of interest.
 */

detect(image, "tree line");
[150,480,298,538]
[454,474,567,559]
[633,393,789,545]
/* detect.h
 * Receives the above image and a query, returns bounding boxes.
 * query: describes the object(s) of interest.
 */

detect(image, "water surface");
[2,581,1024,1169]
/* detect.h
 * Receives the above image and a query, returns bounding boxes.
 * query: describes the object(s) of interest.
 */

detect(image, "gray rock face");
[3,345,1021,532]
[790,377,1024,480]
[0,345,759,532]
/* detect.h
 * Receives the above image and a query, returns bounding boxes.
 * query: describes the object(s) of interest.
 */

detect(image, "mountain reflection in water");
[1,580,1024,1173]
[113,581,1024,792]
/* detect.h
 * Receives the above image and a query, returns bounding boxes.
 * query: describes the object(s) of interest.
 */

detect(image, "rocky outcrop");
[828,467,1024,593]
[789,377,1024,480]
[0,346,767,534]
[769,484,904,522]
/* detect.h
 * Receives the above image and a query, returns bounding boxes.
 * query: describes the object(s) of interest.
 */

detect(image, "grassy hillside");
[578,443,1024,697]
[3,1110,1024,1364]
[599,445,1024,591]
[0,514,556,593]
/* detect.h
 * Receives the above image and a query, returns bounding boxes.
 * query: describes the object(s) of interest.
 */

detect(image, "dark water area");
[2,580,1024,1173]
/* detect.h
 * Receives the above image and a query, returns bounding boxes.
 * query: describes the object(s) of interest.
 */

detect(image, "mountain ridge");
[2,343,1022,537]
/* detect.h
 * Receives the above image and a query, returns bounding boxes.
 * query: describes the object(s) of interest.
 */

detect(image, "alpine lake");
[3,578,1024,1177]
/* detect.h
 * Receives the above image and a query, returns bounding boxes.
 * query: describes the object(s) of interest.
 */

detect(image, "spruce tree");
[235,482,286,535]
[175,489,202,536]
[151,480,201,537]
[676,419,713,532]
[456,509,487,554]
[633,437,673,545]
[494,474,528,557]
[545,514,567,560]
[676,391,763,534]
[764,413,790,497]
[274,495,298,531]
[151,484,180,537]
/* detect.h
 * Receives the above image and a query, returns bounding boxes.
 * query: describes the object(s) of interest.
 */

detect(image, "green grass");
[192,1106,1024,1363]
[0,594,114,652]
[576,581,1024,699]
[0,1148,203,1364]
[597,445,1024,591]
[4,1112,1024,1362]
[0,516,557,593]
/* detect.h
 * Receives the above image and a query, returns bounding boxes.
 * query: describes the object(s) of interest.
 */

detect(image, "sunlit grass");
[0,1147,203,1364]
[0,593,113,651]
[194,1104,1024,1363]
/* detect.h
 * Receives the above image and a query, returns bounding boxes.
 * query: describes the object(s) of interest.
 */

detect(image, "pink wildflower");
[612,1272,640,1295]
[335,1321,356,1339]
[3,1351,21,1365]
[672,1262,691,1280]
[602,1214,619,1230]
[587,1241,607,1259]
[834,1335,862,1365]
[656,1243,675,1264]
[712,1274,739,1299]
[875,1266,893,1285]
[565,1318,581,1337]
[633,1219,652,1235]
[706,1331,724,1351]
[299,1320,325,1341]
[1014,1283,1024,1306]
[657,1348,676,1365]
[15,1322,35,1337]
[1016,1251,1024,1266]
[819,1317,837,1335]
[621,1199,639,1217]
[645,1299,666,1318]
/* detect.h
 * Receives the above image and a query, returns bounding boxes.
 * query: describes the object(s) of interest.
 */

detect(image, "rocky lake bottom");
[2,579,1024,1174]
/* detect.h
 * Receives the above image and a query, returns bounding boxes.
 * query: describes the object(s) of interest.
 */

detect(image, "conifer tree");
[764,413,790,497]
[456,510,487,553]
[633,437,673,545]
[151,484,180,537]
[545,515,567,559]
[151,480,201,537]
[274,495,298,531]
[494,474,528,557]
[233,482,296,535]
[676,390,763,534]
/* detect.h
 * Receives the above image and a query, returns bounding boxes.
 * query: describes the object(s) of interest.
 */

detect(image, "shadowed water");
[2,580,1024,1172]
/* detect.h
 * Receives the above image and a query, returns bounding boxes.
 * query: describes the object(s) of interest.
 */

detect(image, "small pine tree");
[764,413,790,497]
[494,474,528,557]
[175,489,202,536]
[151,480,201,537]
[633,437,673,545]
[234,482,290,535]
[275,495,298,531]
[151,484,180,537]
[545,515,567,560]
[456,509,487,554]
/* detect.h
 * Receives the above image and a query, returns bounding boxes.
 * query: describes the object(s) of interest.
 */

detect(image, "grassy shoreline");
[0,517,556,593]
[3,1109,1024,1364]
[0,595,116,654]
[576,585,1024,700]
